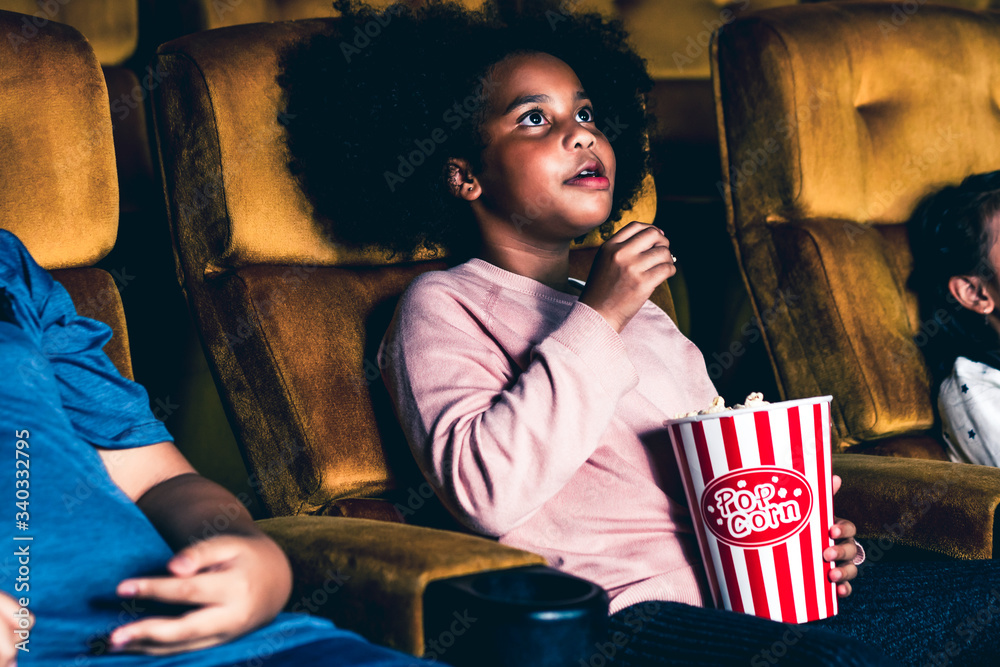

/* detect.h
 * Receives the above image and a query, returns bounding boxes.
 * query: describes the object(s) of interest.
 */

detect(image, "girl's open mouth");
[564,174,610,188]
[565,159,610,189]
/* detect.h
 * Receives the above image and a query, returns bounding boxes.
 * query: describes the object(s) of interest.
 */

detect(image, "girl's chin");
[570,220,611,241]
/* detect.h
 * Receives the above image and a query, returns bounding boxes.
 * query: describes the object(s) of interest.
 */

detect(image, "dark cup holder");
[468,568,597,606]
[423,565,609,667]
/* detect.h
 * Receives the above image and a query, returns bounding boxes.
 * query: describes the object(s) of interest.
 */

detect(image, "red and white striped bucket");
[667,396,837,623]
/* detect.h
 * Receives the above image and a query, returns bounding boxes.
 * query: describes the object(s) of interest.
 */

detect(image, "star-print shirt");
[938,356,1000,466]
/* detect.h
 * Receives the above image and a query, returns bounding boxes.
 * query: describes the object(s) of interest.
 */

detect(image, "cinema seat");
[714,2,1000,559]
[0,9,129,371]
[150,18,656,661]
[170,0,488,32]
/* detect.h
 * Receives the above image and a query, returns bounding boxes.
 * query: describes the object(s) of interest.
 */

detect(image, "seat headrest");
[155,19,656,271]
[1,0,137,65]
[0,9,117,269]
[715,3,1000,228]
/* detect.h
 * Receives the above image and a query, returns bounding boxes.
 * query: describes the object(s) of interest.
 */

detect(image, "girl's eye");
[517,106,595,126]
[519,109,546,126]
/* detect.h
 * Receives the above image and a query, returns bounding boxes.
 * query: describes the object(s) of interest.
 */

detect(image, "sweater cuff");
[548,301,639,398]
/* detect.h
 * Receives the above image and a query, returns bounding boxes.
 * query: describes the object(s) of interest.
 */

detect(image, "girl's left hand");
[826,474,859,598]
[108,533,293,654]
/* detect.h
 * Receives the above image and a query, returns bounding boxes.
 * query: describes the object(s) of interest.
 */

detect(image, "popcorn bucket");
[666,396,837,623]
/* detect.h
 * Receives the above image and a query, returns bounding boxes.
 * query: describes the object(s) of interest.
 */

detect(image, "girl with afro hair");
[280,2,1000,664]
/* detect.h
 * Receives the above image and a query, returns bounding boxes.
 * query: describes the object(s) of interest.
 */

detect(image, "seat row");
[4,0,1000,662]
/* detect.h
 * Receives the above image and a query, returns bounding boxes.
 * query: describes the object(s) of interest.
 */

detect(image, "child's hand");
[109,533,293,655]
[826,474,860,598]
[0,591,32,666]
[579,221,676,333]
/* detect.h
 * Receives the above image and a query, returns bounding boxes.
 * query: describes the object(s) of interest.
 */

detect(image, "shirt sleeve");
[379,276,639,536]
[938,358,1000,467]
[0,230,173,450]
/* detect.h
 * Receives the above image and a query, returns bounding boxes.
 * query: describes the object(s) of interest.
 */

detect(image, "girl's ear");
[445,158,481,201]
[949,274,996,315]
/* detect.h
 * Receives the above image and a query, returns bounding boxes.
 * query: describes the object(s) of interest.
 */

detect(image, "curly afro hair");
[907,170,1000,384]
[278,0,656,261]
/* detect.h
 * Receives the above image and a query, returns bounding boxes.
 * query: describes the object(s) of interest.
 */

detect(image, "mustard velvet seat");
[0,9,131,371]
[713,1,1000,558]
[151,18,666,656]
[0,0,157,214]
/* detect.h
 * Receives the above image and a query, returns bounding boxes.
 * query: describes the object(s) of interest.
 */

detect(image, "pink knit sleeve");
[379,279,639,536]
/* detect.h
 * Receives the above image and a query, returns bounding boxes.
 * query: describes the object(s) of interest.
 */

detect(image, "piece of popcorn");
[675,395,727,418]
[732,392,770,410]
[674,393,770,418]
[700,395,728,414]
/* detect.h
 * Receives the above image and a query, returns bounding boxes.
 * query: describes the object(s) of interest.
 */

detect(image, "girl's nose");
[561,120,597,149]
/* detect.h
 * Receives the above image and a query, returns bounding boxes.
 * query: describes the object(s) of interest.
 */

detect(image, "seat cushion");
[53,268,133,381]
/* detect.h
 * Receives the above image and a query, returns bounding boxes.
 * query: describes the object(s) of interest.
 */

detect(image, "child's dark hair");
[278,0,656,260]
[907,170,1000,384]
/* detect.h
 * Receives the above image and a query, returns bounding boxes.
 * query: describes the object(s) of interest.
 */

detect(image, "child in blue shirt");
[0,229,431,665]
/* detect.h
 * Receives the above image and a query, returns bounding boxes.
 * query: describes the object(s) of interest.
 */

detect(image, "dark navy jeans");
[604,559,1000,666]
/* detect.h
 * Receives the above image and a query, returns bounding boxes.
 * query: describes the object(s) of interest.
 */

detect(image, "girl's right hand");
[0,592,31,667]
[578,221,675,333]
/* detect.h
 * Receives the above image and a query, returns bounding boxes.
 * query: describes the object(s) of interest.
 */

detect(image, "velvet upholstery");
[0,11,129,375]
[56,269,134,381]
[833,454,1000,560]
[714,2,1000,558]
[0,0,138,65]
[259,516,545,655]
[0,10,117,269]
[714,2,1000,451]
[152,17,662,520]
[178,0,485,31]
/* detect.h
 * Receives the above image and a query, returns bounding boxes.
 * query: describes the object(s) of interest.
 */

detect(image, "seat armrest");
[317,497,405,522]
[256,516,546,656]
[832,453,1000,560]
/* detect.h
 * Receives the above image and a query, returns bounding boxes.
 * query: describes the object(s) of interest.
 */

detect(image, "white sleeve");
[938,357,1000,467]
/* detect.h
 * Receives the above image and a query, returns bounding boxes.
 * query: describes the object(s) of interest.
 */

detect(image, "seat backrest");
[0,9,132,378]
[152,19,663,518]
[0,0,138,65]
[176,0,486,32]
[713,2,1000,453]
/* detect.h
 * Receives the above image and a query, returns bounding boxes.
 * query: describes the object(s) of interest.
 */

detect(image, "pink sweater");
[378,257,718,613]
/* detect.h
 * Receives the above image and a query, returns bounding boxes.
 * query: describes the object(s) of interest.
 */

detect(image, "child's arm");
[97,442,292,655]
[381,278,641,537]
